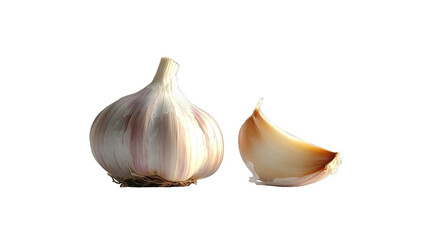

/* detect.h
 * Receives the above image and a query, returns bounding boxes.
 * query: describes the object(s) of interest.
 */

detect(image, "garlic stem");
[152,57,179,86]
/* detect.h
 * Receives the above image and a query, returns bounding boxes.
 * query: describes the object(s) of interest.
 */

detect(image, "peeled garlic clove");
[238,99,341,187]
[90,57,224,187]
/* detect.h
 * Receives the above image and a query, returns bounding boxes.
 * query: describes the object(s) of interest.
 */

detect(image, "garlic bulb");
[238,99,341,187]
[90,57,224,187]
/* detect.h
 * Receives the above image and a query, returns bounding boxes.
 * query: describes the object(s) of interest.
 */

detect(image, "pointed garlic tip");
[255,98,264,110]
[238,100,341,187]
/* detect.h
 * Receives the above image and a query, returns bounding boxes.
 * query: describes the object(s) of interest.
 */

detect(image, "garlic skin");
[238,99,341,187]
[90,58,224,185]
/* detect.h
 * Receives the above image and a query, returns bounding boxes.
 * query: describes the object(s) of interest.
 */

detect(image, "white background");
[1,1,428,239]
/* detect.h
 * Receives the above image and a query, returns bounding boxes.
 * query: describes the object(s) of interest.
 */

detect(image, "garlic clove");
[90,57,224,187]
[238,99,341,187]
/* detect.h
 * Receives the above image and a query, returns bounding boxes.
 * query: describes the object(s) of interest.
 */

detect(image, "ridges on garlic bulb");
[90,57,224,187]
[238,99,341,187]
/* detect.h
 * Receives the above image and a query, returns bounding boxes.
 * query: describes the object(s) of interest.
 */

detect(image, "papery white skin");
[90,58,224,182]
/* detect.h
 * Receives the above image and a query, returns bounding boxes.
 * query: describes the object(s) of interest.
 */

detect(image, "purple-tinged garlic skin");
[90,58,224,182]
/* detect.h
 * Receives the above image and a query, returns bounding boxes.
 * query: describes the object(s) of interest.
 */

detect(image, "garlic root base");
[245,155,341,187]
[109,174,197,187]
